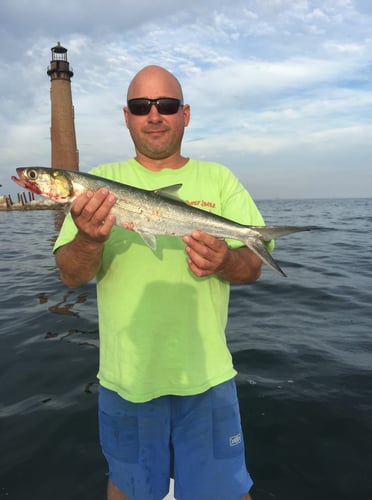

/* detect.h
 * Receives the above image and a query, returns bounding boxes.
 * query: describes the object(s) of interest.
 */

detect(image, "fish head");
[11,167,75,202]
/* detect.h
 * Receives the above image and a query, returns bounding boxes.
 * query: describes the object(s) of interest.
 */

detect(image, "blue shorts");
[98,379,253,500]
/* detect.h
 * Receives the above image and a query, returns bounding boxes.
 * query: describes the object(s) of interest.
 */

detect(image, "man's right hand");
[70,188,117,243]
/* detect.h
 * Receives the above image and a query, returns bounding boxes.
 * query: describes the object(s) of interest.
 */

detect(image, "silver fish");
[12,166,311,276]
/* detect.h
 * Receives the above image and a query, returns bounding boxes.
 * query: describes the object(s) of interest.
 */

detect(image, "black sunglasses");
[127,97,183,116]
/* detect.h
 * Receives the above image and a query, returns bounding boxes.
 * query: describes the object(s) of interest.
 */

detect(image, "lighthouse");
[47,42,79,171]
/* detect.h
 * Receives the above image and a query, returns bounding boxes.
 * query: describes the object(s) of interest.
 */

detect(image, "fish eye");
[27,169,39,180]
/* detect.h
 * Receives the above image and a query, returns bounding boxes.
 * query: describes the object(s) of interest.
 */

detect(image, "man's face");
[123,69,190,162]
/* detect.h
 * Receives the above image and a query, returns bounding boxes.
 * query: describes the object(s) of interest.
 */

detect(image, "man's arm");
[182,230,262,284]
[55,189,117,288]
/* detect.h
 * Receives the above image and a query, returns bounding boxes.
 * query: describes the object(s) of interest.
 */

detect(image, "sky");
[0,0,371,199]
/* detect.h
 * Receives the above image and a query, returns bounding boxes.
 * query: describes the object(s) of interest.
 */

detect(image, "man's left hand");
[182,230,262,283]
[182,230,229,277]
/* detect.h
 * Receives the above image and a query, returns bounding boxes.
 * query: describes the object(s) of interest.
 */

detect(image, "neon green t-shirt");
[54,158,271,402]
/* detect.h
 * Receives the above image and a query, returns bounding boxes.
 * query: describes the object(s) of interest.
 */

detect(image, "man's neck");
[134,153,189,172]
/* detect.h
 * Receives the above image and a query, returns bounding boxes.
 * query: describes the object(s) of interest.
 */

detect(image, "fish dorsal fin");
[153,184,186,203]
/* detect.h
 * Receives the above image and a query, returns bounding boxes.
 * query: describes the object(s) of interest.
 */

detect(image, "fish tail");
[254,225,311,241]
[244,225,312,276]
[247,240,287,277]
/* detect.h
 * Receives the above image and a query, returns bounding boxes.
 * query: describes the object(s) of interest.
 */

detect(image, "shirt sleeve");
[219,167,275,252]
[52,212,78,254]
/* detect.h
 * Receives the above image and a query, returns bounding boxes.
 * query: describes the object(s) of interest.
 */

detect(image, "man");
[54,65,272,500]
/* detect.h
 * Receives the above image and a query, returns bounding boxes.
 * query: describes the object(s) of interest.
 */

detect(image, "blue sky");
[0,0,371,199]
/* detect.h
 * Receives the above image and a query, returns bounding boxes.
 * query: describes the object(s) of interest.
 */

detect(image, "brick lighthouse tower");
[47,42,79,171]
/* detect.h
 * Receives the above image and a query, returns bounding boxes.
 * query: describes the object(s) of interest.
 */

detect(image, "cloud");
[0,0,371,198]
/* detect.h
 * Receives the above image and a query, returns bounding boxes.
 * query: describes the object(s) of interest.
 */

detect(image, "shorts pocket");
[212,404,244,460]
[99,410,139,464]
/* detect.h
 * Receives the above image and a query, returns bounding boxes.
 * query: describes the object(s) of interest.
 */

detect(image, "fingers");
[71,188,114,220]
[183,230,229,277]
[70,188,117,242]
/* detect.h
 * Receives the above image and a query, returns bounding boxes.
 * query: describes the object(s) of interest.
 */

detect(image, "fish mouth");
[11,169,42,195]
[11,168,27,186]
[11,174,25,188]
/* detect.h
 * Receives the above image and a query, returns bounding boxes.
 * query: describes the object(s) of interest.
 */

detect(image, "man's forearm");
[55,233,104,288]
[215,246,262,284]
[55,188,117,287]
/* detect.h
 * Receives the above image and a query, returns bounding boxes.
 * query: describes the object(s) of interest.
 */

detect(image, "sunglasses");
[127,97,183,116]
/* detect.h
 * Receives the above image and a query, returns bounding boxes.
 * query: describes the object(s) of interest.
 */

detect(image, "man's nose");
[147,103,162,121]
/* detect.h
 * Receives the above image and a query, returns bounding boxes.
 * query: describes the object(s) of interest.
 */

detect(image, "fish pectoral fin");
[153,184,185,203]
[137,230,157,250]
[248,240,287,277]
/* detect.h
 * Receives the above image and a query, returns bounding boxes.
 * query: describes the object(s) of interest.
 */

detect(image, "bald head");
[127,65,184,101]
[123,65,190,168]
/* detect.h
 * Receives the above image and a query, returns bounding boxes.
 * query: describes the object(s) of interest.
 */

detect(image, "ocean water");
[0,198,371,500]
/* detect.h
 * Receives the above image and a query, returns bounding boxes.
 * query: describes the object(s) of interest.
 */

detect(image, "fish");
[12,166,311,276]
